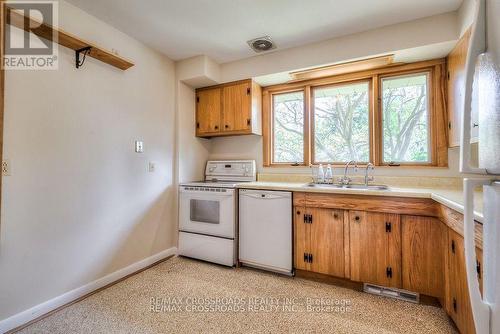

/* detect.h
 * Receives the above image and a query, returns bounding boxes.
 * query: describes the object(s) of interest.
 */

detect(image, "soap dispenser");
[318,164,325,183]
[325,164,333,184]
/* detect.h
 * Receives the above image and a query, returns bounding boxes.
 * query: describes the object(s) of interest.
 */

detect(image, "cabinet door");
[293,206,310,271]
[446,230,482,334]
[309,208,345,277]
[196,88,221,135]
[350,211,401,288]
[447,29,471,147]
[222,82,251,132]
[402,216,445,298]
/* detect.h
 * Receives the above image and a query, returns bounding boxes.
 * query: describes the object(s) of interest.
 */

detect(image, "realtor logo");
[2,1,58,70]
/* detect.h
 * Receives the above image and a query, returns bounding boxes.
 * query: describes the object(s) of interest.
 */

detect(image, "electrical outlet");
[135,140,144,153]
[2,160,11,176]
[148,162,156,173]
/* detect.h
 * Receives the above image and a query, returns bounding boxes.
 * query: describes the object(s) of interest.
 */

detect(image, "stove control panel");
[205,160,256,181]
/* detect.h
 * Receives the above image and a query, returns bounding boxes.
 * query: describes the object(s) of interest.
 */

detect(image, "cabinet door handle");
[355,216,360,222]
[386,267,393,278]
[225,124,229,129]
[247,119,251,126]
[214,125,219,130]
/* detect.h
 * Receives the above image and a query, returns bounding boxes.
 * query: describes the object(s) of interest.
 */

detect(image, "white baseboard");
[0,247,177,333]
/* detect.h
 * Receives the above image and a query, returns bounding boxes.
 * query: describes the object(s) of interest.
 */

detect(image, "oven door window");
[190,199,220,224]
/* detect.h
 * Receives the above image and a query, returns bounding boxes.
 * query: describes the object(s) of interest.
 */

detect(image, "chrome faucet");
[341,160,358,185]
[364,163,374,186]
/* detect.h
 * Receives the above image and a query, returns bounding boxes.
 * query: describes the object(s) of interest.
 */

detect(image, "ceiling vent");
[247,36,276,53]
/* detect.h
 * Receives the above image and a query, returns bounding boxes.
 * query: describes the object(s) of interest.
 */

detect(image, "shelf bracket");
[75,46,92,69]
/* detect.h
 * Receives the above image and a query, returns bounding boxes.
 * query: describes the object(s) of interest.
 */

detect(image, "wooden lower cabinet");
[401,216,446,298]
[293,206,345,277]
[349,211,401,288]
[446,229,483,334]
[292,192,484,334]
[309,208,345,277]
[294,205,309,271]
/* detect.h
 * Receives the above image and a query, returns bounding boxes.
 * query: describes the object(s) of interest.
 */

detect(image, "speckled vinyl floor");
[17,256,456,334]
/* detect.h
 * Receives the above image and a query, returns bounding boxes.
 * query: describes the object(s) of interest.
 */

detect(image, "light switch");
[135,140,144,153]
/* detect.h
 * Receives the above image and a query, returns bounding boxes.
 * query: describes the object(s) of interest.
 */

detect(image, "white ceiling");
[66,0,462,64]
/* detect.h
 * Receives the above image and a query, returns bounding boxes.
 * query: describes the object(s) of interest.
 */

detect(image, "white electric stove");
[178,160,256,266]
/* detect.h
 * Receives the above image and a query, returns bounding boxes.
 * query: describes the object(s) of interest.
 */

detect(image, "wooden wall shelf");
[6,7,134,70]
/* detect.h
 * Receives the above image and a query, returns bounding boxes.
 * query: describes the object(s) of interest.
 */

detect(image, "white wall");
[0,0,176,322]
[458,0,475,36]
[175,81,211,183]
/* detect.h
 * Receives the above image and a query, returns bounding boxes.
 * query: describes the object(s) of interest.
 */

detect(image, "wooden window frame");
[378,70,434,166]
[270,88,307,166]
[262,59,448,168]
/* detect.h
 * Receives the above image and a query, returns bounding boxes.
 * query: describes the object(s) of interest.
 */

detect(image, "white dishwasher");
[238,189,292,275]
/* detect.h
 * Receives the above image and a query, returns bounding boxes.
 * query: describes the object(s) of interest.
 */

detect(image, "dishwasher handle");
[240,190,291,200]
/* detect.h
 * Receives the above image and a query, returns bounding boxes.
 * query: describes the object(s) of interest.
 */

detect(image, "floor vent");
[363,283,419,303]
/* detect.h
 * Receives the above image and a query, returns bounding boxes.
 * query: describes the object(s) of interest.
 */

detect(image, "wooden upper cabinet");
[401,216,446,298]
[196,88,221,135]
[349,211,401,288]
[222,82,251,132]
[447,28,473,147]
[195,79,262,138]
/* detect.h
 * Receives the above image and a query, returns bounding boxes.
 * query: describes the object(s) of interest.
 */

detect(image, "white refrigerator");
[461,1,500,333]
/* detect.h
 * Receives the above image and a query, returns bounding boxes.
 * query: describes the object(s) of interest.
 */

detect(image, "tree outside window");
[313,82,370,163]
[272,91,304,163]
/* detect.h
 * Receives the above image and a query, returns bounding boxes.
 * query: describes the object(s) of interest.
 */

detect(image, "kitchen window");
[272,91,305,164]
[262,59,448,167]
[313,81,370,164]
[381,73,430,164]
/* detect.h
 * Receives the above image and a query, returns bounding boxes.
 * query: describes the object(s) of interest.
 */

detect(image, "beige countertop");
[236,181,484,223]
